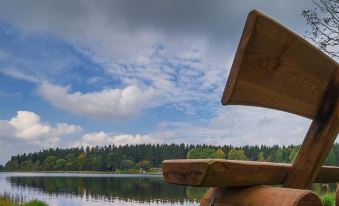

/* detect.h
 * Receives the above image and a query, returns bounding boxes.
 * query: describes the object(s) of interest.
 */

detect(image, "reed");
[0,193,47,206]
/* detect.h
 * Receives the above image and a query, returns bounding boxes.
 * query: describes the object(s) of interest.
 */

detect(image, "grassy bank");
[321,193,335,206]
[0,193,47,206]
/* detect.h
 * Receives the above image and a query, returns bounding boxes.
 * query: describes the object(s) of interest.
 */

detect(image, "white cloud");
[55,123,83,135]
[0,111,82,145]
[73,132,161,147]
[1,67,41,83]
[0,0,323,153]
[0,0,233,116]
[37,82,155,119]
[9,111,51,139]
[72,107,313,148]
[0,0,313,117]
[98,44,230,115]
[154,107,312,146]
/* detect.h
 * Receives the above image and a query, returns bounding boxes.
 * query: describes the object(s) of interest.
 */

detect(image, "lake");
[0,172,207,206]
[0,172,333,206]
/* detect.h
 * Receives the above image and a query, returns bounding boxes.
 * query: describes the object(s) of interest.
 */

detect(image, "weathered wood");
[159,10,338,205]
[283,70,339,189]
[222,10,338,119]
[219,9,339,190]
[162,159,339,187]
[200,186,322,206]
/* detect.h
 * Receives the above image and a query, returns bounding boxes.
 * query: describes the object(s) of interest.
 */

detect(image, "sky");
[0,0,332,164]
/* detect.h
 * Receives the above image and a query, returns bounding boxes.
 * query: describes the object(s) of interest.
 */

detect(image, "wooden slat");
[200,186,322,206]
[283,70,339,189]
[222,10,338,119]
[162,159,339,187]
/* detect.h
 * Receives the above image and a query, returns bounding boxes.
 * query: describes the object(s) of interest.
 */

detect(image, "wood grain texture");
[221,10,338,119]
[200,186,322,206]
[162,159,339,187]
[283,70,339,189]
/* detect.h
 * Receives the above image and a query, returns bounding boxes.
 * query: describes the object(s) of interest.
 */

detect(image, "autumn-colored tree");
[214,148,225,159]
[138,160,152,171]
[227,149,248,160]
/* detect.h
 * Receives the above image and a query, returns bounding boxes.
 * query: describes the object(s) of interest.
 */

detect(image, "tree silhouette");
[303,0,339,59]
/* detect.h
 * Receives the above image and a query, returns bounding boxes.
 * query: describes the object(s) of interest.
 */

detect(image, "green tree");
[271,149,283,163]
[120,159,135,170]
[77,152,87,170]
[186,148,216,159]
[20,160,33,170]
[5,159,19,170]
[31,160,40,170]
[288,147,299,163]
[42,156,57,170]
[65,160,78,171]
[257,152,266,162]
[5,143,339,172]
[54,159,67,170]
[138,160,152,171]
[227,149,248,160]
[65,153,75,161]
[92,155,105,170]
[107,152,122,171]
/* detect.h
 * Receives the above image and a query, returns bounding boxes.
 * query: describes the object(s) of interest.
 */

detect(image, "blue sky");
[0,0,327,164]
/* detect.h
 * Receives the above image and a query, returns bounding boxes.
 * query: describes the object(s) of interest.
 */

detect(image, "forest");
[2,143,339,172]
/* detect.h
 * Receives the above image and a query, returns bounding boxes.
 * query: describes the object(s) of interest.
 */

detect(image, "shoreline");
[0,170,162,175]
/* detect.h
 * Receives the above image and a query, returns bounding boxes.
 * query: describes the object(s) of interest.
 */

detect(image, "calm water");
[0,172,207,206]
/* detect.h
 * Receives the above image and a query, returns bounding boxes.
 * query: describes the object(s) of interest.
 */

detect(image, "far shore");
[0,170,163,175]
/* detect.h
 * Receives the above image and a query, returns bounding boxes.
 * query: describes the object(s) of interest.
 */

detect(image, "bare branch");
[303,0,339,60]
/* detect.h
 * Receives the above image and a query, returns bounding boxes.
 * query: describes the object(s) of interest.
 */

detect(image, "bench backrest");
[222,10,338,189]
[222,10,338,119]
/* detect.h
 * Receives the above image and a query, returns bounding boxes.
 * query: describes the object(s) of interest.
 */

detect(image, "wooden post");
[200,186,322,206]
[283,72,339,189]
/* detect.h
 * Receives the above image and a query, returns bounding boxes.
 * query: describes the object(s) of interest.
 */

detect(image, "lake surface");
[0,172,207,206]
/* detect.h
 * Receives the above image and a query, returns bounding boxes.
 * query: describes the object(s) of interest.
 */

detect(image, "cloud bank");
[0,0,322,164]
[38,82,155,119]
[0,111,82,145]
[73,132,161,148]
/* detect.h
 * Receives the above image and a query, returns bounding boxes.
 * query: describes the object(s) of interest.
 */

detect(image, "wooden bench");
[162,10,338,206]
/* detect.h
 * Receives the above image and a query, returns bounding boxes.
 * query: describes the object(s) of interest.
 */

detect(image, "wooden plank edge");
[221,10,259,105]
[162,159,339,187]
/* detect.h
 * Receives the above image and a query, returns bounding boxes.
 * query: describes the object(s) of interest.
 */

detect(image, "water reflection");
[2,173,334,206]
[1,173,206,205]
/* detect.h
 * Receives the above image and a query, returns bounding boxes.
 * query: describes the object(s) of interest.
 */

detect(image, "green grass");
[321,193,335,206]
[0,193,47,206]
[22,200,47,206]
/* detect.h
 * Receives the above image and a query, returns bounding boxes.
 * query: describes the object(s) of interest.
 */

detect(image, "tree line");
[2,143,339,172]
